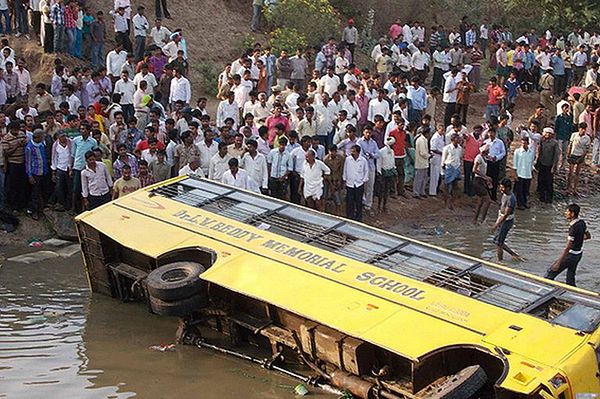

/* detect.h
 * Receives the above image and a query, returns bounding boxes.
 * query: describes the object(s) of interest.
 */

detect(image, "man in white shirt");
[343,144,369,221]
[216,91,239,128]
[442,68,459,126]
[513,136,534,209]
[221,157,257,192]
[132,6,148,62]
[319,66,340,96]
[411,45,429,83]
[289,136,310,204]
[441,133,463,209]
[162,34,183,62]
[178,156,205,177]
[105,43,127,81]
[114,71,136,121]
[367,88,391,123]
[133,64,158,95]
[584,63,599,90]
[342,90,361,127]
[300,149,331,211]
[572,45,588,85]
[429,126,445,196]
[150,18,171,48]
[169,68,191,107]
[240,139,268,193]
[209,142,233,181]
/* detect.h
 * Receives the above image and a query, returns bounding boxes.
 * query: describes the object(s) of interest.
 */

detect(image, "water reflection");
[400,198,599,293]
[0,256,326,399]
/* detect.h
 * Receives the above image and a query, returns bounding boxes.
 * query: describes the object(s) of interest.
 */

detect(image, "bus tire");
[146,262,207,302]
[149,294,208,317]
[422,365,488,399]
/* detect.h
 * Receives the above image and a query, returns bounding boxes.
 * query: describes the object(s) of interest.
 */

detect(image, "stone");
[43,210,78,241]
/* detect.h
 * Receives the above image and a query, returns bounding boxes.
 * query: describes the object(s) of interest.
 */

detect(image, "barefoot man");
[491,178,522,261]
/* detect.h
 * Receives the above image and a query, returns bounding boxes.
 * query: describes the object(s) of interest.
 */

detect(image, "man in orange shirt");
[385,121,410,197]
[485,77,504,123]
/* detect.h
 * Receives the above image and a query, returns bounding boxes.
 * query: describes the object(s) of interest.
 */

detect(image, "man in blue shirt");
[357,126,379,214]
[406,77,427,124]
[267,136,291,200]
[551,49,566,96]
[71,121,98,212]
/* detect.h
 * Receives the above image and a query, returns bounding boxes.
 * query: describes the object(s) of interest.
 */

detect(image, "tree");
[506,0,600,28]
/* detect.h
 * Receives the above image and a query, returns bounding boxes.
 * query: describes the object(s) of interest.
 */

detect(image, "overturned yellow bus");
[76,176,600,399]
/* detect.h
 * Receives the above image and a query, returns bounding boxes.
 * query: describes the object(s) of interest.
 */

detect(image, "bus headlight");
[548,373,567,389]
[575,394,598,399]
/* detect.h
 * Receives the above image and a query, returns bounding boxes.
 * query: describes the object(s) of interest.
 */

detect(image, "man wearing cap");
[341,19,358,60]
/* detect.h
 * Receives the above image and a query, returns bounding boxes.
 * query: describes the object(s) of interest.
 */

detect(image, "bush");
[193,61,220,97]
[264,0,340,48]
[268,28,307,54]
[235,34,259,55]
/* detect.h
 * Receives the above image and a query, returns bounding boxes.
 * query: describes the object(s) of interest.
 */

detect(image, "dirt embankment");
[15,0,256,94]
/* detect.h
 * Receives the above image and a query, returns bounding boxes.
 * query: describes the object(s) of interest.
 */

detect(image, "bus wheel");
[149,294,208,317]
[420,365,488,399]
[146,262,207,302]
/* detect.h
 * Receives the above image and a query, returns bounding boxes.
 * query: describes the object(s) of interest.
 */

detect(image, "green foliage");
[360,8,377,54]
[268,28,308,54]
[235,34,259,54]
[264,0,340,47]
[505,0,600,28]
[194,61,220,97]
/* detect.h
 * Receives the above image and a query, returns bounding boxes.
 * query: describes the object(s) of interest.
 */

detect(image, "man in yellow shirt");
[112,164,141,199]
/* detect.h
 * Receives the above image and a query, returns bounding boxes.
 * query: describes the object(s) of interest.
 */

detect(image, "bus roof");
[77,177,600,368]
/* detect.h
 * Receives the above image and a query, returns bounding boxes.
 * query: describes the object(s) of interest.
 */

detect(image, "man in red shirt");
[462,125,483,196]
[134,125,166,156]
[485,77,504,123]
[386,121,410,197]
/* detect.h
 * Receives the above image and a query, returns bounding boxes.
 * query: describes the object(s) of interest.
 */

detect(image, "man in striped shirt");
[25,129,49,220]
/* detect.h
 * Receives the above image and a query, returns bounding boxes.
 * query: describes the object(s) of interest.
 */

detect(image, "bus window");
[528,292,600,332]
[552,304,600,333]
[433,266,553,311]
[372,243,476,283]
[309,223,404,262]
[173,188,220,206]
[251,207,339,241]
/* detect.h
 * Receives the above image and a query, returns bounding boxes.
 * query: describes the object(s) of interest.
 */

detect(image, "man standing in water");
[491,178,521,262]
[545,203,591,286]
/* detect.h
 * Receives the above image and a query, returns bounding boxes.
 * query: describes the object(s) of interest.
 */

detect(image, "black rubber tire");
[421,365,488,399]
[149,294,208,317]
[146,262,207,302]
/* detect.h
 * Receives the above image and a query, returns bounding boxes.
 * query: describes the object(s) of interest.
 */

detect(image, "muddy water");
[1,198,598,399]
[393,196,600,293]
[0,254,330,399]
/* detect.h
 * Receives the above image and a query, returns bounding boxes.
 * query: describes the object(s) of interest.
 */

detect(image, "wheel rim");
[161,268,189,282]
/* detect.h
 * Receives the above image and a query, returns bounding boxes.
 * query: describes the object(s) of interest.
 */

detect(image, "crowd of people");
[0,5,595,285]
